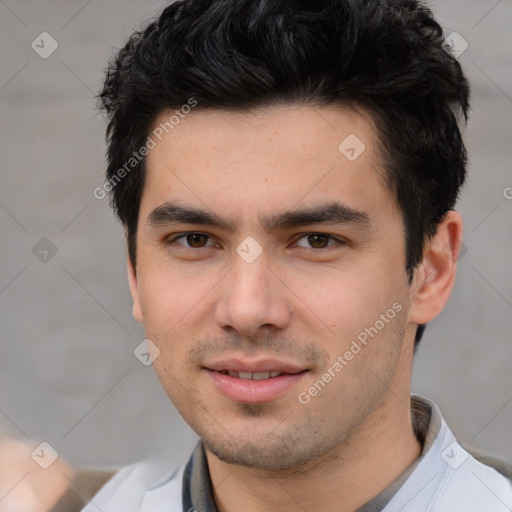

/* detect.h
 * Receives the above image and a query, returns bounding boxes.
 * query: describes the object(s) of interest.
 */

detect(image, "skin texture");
[128,104,463,512]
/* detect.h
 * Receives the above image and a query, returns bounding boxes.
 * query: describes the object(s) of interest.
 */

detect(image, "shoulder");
[467,447,512,481]
[433,447,512,511]
[80,459,184,512]
[391,397,512,511]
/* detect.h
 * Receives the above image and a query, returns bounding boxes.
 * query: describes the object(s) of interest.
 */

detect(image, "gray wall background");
[0,0,511,468]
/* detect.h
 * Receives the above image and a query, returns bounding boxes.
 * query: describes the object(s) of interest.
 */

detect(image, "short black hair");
[98,0,470,350]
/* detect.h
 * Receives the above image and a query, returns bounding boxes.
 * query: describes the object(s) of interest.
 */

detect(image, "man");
[81,0,512,510]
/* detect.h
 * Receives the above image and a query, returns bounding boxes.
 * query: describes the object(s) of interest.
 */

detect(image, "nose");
[214,249,292,337]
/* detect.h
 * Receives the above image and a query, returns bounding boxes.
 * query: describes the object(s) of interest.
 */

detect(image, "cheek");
[152,355,202,420]
[136,265,218,376]
[137,263,209,332]
[285,264,405,339]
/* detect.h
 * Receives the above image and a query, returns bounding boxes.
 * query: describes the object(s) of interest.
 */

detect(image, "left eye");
[294,234,343,249]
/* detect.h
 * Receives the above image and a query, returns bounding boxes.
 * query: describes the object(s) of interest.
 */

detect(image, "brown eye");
[167,232,215,248]
[295,233,342,249]
[184,233,209,248]
[307,234,330,248]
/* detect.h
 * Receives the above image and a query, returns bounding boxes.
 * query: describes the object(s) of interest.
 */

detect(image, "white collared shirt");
[82,395,512,511]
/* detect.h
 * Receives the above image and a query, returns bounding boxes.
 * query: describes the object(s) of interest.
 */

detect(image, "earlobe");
[408,211,463,326]
[127,254,144,322]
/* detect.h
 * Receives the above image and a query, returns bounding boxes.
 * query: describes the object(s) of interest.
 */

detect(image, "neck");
[205,391,422,512]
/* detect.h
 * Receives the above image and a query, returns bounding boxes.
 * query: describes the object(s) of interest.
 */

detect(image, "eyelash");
[165,232,347,250]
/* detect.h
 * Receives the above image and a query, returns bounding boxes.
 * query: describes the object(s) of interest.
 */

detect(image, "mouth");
[216,370,288,380]
[204,358,309,403]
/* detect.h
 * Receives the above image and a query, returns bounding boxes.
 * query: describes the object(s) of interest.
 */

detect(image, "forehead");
[148,103,376,165]
[141,104,398,226]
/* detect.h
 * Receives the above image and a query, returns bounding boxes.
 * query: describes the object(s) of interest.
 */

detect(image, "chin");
[202,428,336,471]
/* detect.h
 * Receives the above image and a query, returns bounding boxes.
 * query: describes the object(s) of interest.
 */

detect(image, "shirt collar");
[182,394,443,512]
[355,394,442,511]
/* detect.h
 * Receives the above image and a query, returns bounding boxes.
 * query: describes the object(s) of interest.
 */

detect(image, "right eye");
[166,232,218,249]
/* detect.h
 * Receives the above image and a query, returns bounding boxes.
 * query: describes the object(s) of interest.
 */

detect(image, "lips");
[204,358,308,403]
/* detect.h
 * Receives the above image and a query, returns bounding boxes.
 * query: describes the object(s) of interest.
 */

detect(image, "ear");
[407,211,463,326]
[127,254,144,322]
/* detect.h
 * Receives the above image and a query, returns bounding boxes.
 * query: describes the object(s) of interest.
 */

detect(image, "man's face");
[130,105,418,469]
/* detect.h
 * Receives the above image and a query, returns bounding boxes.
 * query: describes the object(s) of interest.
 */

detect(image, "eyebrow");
[146,201,371,232]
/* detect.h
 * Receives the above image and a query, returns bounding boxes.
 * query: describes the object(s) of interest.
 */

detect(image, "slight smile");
[204,358,309,403]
